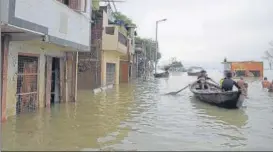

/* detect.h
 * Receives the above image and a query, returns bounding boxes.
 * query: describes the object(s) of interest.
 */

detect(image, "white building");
[0,0,92,121]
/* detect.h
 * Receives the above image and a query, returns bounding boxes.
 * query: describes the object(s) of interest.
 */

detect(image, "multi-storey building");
[0,0,92,121]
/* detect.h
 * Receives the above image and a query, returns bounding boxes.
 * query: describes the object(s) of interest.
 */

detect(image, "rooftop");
[221,61,263,64]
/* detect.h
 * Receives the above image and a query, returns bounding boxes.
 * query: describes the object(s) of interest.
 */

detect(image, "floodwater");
[2,70,273,151]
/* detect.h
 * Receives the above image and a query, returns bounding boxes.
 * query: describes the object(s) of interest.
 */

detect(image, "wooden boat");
[189,81,245,109]
[187,71,201,76]
[153,71,169,78]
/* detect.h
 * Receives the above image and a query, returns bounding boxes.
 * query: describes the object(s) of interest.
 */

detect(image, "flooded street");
[2,70,273,151]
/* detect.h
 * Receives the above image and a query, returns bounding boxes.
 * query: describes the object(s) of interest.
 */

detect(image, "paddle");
[165,77,219,95]
[165,78,201,95]
[165,84,191,95]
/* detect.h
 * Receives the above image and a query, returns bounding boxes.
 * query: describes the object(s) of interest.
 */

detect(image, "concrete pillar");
[1,35,11,122]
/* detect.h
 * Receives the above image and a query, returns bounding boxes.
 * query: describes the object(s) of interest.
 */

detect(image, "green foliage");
[92,0,100,10]
[136,37,161,61]
[112,12,162,61]
[113,12,135,25]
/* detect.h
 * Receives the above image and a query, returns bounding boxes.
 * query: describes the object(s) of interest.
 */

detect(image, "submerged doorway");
[50,57,60,105]
[16,55,39,114]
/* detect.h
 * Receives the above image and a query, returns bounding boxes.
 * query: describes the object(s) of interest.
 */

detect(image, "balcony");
[1,0,91,51]
[102,26,128,55]
[135,42,143,53]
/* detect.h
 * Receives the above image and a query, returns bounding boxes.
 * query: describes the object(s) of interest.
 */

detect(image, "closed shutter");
[106,63,116,85]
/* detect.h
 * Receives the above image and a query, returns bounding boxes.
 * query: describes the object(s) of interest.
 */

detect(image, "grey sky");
[116,0,273,67]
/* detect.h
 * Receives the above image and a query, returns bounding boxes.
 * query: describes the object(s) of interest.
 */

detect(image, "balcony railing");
[102,25,129,54]
[118,32,127,46]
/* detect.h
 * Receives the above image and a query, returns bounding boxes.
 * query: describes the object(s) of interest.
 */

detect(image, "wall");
[5,41,66,118]
[231,62,264,77]
[77,10,103,90]
[101,51,120,86]
[14,0,91,47]
[1,0,9,23]
[101,10,127,54]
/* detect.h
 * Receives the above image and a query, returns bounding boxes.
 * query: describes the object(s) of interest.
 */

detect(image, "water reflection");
[2,70,273,151]
[190,96,249,129]
[2,84,135,151]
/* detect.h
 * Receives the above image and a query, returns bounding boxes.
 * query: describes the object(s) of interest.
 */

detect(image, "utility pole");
[154,19,167,74]
[143,41,147,80]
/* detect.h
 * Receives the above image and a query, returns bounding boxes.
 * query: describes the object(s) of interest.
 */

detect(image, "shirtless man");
[237,77,248,96]
[262,77,270,88]
[268,80,273,92]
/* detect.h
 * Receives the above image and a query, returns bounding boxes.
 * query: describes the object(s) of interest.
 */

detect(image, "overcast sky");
[115,0,273,68]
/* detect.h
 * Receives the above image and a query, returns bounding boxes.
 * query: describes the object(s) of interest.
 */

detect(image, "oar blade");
[165,91,179,95]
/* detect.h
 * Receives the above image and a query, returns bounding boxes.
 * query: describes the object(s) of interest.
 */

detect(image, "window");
[57,0,85,12]
[63,0,69,6]
[105,27,115,35]
[235,70,246,77]
[118,32,128,46]
[249,70,261,77]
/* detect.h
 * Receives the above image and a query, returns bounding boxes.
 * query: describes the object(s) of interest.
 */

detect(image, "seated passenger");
[221,71,241,91]
[197,70,211,89]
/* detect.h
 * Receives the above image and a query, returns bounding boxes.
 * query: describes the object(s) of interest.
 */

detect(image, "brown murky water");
[2,70,273,151]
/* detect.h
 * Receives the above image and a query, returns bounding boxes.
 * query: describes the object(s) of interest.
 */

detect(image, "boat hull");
[190,82,245,109]
[187,72,201,76]
[154,72,169,78]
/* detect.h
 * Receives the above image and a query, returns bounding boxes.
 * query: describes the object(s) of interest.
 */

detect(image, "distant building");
[222,59,264,77]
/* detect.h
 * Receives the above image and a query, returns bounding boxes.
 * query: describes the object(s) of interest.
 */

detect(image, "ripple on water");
[2,70,273,151]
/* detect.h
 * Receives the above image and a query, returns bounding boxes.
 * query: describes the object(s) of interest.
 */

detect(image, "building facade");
[77,7,102,90]
[1,0,92,121]
[222,59,264,78]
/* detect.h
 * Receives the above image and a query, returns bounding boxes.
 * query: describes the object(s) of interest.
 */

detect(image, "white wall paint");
[14,0,91,47]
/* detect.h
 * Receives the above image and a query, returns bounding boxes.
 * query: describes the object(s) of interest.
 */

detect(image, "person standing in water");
[268,80,273,92]
[237,77,248,96]
[262,77,270,88]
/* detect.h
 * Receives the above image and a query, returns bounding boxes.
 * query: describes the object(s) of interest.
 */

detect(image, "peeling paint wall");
[5,41,66,118]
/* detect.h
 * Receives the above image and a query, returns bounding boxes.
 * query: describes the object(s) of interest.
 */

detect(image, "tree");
[113,13,162,61]
[263,41,273,70]
[113,12,135,26]
[137,37,161,61]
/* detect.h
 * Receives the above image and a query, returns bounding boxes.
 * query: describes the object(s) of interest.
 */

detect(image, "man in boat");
[221,71,241,91]
[197,70,212,89]
[164,66,170,74]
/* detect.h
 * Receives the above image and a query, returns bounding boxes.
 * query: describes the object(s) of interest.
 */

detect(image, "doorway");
[50,57,60,105]
[106,63,116,85]
[16,55,39,114]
